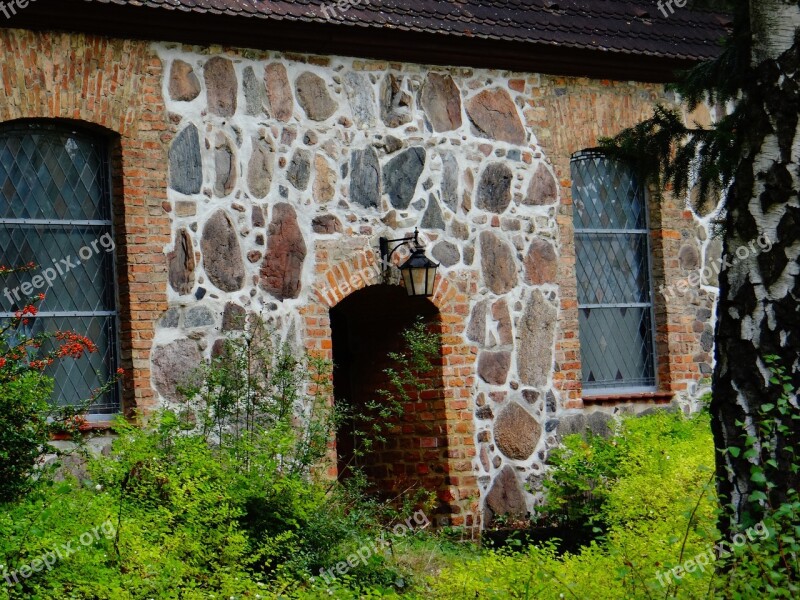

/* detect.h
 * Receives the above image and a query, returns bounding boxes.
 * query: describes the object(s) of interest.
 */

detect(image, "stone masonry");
[0,28,723,531]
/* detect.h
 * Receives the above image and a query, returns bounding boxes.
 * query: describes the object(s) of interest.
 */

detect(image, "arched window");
[571,150,657,394]
[0,122,119,416]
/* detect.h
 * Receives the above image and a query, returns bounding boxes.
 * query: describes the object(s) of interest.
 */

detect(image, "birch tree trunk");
[711,0,800,534]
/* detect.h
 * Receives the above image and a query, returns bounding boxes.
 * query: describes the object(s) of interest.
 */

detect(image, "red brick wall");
[306,244,479,527]
[0,28,171,416]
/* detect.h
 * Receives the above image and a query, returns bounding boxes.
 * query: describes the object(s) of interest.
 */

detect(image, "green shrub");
[1,265,121,503]
[538,429,623,528]
[0,371,54,502]
[424,410,719,599]
[0,315,447,599]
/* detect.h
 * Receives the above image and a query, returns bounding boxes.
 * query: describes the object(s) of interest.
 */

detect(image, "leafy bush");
[423,410,719,599]
[1,315,445,599]
[0,371,53,502]
[538,429,623,528]
[0,265,119,503]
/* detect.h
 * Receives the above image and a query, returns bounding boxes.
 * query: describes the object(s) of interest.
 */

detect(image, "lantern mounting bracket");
[379,228,421,278]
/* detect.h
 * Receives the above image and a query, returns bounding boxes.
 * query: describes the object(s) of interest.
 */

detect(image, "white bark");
[751,0,800,63]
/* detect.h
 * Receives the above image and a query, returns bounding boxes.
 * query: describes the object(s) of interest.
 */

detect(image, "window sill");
[582,391,674,404]
[51,421,116,440]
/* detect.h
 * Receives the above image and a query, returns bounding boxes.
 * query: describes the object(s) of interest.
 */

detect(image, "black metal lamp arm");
[378,228,420,270]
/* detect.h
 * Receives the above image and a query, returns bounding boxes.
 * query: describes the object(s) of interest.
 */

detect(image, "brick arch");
[301,248,480,529]
[0,29,171,415]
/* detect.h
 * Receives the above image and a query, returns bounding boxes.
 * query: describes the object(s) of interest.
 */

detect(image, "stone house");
[0,1,729,530]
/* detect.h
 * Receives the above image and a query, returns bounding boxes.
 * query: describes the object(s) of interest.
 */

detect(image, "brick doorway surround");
[301,243,480,529]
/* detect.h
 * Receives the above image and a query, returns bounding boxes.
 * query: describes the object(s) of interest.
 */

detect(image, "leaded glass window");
[571,150,656,394]
[0,122,119,416]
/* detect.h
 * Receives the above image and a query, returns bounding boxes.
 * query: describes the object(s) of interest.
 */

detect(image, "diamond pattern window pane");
[572,152,645,230]
[578,307,655,390]
[0,125,108,221]
[576,232,651,305]
[1,315,119,414]
[0,225,115,312]
[0,122,118,414]
[571,151,656,392]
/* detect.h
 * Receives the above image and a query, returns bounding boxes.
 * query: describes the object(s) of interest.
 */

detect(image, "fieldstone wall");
[149,43,723,529]
[154,44,565,527]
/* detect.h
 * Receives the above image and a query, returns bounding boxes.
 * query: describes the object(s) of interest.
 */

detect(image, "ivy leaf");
[728,446,741,458]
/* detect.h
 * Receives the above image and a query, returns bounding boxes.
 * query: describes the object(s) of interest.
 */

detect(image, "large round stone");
[248,136,274,199]
[524,239,558,285]
[494,402,541,460]
[479,231,518,294]
[185,305,215,328]
[287,148,312,191]
[265,63,294,122]
[295,71,338,121]
[477,162,512,214]
[343,71,377,128]
[152,339,203,402]
[214,135,236,197]
[524,163,558,205]
[260,203,307,300]
[168,59,201,102]
[204,56,237,117]
[350,147,381,208]
[484,465,528,522]
[168,228,196,295]
[169,124,202,195]
[420,72,462,132]
[384,147,426,210]
[466,88,526,145]
[478,350,511,385]
[518,290,556,387]
[201,210,245,292]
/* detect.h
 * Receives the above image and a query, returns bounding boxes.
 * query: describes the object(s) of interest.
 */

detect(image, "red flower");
[116,367,125,375]
[0,357,6,368]
[14,304,38,319]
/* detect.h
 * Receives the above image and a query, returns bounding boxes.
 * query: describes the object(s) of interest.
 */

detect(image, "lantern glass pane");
[411,267,427,296]
[401,268,416,295]
[425,266,437,296]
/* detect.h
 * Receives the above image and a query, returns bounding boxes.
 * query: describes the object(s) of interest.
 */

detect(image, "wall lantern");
[379,228,439,297]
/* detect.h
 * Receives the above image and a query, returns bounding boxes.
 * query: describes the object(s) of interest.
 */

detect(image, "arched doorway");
[330,284,449,514]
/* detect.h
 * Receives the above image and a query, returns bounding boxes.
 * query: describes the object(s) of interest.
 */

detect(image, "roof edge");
[4,0,708,83]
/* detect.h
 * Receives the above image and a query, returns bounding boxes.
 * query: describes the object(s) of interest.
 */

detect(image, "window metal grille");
[0,122,120,416]
[571,150,656,394]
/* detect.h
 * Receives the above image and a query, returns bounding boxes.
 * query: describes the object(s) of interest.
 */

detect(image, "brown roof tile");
[85,0,729,61]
